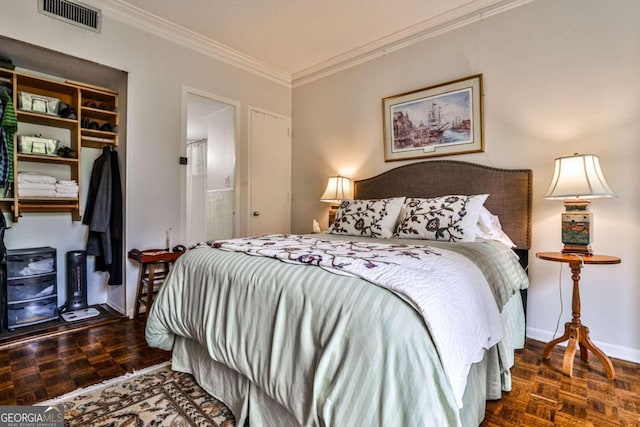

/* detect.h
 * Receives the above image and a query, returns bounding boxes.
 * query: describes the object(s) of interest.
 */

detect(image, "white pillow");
[476,206,517,248]
[394,194,488,242]
[329,197,405,238]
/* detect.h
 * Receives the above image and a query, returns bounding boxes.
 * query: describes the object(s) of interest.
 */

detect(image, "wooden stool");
[128,248,184,318]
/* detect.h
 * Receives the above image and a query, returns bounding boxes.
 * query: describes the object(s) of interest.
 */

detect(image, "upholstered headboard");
[354,160,532,250]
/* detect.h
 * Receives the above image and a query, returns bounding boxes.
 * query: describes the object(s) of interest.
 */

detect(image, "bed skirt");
[170,292,524,427]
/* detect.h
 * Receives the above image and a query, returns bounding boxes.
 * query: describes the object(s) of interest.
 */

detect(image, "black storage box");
[6,247,58,330]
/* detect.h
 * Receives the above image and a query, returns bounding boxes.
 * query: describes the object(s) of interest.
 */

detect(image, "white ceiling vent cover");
[38,0,102,33]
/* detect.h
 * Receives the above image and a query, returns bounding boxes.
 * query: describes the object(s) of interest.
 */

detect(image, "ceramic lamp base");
[561,199,593,255]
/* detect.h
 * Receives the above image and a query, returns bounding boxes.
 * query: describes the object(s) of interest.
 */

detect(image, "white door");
[249,107,291,235]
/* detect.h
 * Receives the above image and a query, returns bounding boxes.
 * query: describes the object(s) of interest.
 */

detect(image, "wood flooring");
[482,339,640,426]
[1,319,639,426]
[0,318,170,405]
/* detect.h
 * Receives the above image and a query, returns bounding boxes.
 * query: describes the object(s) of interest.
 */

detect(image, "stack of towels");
[18,172,79,198]
[18,172,57,198]
[55,180,79,198]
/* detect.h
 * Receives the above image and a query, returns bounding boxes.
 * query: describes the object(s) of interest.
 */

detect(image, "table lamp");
[320,176,353,225]
[543,153,616,255]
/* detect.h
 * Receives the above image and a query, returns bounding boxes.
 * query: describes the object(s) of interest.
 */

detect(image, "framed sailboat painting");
[382,74,484,162]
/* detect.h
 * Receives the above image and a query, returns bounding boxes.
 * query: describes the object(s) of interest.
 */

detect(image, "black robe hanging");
[83,146,123,285]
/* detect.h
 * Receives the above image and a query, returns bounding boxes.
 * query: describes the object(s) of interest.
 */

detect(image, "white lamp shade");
[544,154,616,200]
[320,176,353,202]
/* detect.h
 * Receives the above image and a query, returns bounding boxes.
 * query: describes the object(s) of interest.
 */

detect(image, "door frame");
[181,86,241,243]
[247,105,292,235]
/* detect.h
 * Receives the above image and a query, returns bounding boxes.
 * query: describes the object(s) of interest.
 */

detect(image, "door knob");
[252,211,260,216]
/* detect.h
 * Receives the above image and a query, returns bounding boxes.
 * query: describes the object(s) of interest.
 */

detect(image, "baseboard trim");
[527,327,640,364]
[105,301,125,316]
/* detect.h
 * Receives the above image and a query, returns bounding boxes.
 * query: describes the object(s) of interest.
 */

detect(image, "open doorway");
[185,91,238,245]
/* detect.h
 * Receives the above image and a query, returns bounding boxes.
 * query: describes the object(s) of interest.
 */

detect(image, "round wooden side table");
[536,252,621,379]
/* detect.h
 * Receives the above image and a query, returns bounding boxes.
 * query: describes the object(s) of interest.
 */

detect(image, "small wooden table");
[536,252,620,379]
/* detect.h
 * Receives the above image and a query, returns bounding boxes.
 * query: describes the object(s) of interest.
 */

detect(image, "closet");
[0,67,119,221]
[0,35,128,320]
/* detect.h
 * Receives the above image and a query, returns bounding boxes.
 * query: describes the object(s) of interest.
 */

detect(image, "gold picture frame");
[382,74,484,162]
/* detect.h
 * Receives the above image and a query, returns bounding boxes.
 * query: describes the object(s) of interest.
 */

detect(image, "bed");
[145,160,532,427]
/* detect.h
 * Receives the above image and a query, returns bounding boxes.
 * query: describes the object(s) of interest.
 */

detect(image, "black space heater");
[66,250,88,311]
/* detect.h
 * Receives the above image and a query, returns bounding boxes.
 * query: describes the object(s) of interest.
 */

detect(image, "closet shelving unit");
[71,79,119,149]
[0,67,119,222]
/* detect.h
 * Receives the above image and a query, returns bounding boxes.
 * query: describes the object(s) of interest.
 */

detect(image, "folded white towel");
[18,173,57,185]
[56,192,78,198]
[19,182,56,191]
[18,189,57,198]
[57,180,77,186]
[55,183,79,190]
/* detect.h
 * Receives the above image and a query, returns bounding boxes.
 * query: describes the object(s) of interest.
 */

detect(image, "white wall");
[1,1,291,316]
[207,107,235,191]
[292,0,640,361]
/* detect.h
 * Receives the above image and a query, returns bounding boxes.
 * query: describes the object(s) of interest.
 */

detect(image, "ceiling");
[118,0,471,73]
[109,0,530,84]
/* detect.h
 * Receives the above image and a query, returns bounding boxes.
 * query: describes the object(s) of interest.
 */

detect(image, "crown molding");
[84,0,532,89]
[292,0,534,87]
[86,0,293,87]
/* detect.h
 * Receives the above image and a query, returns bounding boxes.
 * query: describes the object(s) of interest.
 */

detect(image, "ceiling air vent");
[38,0,102,33]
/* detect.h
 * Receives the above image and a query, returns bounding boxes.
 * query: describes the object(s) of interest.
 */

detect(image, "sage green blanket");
[146,236,527,426]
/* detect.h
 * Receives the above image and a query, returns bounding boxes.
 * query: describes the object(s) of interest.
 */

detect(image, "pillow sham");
[476,206,517,247]
[329,197,405,238]
[394,194,488,242]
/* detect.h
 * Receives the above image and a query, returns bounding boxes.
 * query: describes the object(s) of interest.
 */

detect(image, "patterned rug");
[39,362,236,426]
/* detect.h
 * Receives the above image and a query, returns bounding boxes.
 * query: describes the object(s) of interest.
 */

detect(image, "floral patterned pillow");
[329,197,405,238]
[394,194,489,242]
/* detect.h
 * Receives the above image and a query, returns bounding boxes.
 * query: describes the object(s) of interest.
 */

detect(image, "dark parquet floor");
[1,319,639,426]
[482,339,640,426]
[0,318,170,405]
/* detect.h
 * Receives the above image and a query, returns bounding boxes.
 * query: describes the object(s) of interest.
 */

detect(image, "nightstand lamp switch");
[544,153,615,255]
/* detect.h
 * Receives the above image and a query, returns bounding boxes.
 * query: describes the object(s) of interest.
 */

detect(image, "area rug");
[39,362,236,426]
